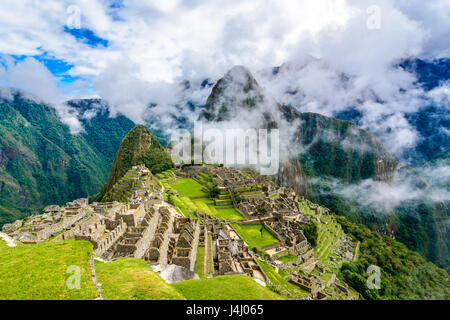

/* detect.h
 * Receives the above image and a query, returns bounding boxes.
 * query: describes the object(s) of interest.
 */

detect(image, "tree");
[300,222,319,247]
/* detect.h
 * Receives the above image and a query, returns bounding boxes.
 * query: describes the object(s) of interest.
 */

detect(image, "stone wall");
[171,222,200,271]
[133,209,160,259]
[116,203,145,227]
[36,209,87,239]
[94,221,127,256]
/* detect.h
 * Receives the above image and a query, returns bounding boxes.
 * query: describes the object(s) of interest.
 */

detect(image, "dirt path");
[0,232,17,247]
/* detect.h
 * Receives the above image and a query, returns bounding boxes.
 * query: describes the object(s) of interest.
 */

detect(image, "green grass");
[0,239,97,300]
[95,258,185,300]
[172,274,284,300]
[206,234,213,276]
[194,246,206,278]
[256,259,309,297]
[170,178,208,198]
[162,175,245,221]
[277,255,298,264]
[231,224,279,249]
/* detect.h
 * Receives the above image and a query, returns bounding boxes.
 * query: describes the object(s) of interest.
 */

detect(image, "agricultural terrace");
[256,259,309,298]
[156,170,244,221]
[231,223,279,251]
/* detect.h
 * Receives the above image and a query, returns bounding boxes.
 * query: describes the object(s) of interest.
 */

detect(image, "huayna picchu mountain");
[1,129,448,299]
[96,125,173,202]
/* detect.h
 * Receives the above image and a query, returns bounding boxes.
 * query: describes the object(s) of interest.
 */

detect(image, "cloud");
[0,0,448,152]
[0,57,60,103]
[0,56,84,133]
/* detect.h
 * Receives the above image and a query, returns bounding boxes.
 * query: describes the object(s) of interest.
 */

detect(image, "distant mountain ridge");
[0,90,134,225]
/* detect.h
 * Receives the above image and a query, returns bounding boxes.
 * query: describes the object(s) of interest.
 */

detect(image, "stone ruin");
[1,164,360,299]
[181,166,302,220]
[108,165,162,204]
[196,212,267,283]
[265,213,309,255]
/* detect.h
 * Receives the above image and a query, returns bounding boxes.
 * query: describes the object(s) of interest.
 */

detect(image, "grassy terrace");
[95,258,184,300]
[172,274,284,300]
[231,224,279,250]
[300,201,347,272]
[257,259,309,298]
[160,172,245,221]
[277,255,298,264]
[169,177,208,198]
[194,233,214,278]
[0,239,97,300]
[194,246,206,278]
[314,216,344,268]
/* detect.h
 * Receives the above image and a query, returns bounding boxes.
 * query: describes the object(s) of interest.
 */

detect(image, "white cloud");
[0,57,84,133]
[0,0,448,149]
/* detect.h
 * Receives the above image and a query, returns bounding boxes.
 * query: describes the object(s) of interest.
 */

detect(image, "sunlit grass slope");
[0,239,97,300]
[95,258,185,300]
[171,274,285,300]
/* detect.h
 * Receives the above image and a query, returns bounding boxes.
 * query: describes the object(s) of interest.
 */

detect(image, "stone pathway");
[0,232,17,247]
[88,256,103,300]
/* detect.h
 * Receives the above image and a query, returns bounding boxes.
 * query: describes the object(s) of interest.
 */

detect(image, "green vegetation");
[299,222,319,247]
[171,274,284,300]
[97,125,173,201]
[335,214,450,300]
[277,255,298,264]
[206,234,213,276]
[162,175,244,221]
[0,96,134,226]
[280,105,449,271]
[231,224,279,250]
[140,134,174,174]
[194,246,206,278]
[256,259,309,298]
[95,258,184,300]
[170,178,208,198]
[0,239,97,299]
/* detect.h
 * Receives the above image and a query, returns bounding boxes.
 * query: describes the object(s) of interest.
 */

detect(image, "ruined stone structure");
[265,213,309,255]
[107,165,162,204]
[196,212,267,282]
[170,218,200,271]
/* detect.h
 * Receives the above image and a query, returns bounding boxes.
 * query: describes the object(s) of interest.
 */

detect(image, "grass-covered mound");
[0,239,97,300]
[172,274,284,300]
[95,258,184,300]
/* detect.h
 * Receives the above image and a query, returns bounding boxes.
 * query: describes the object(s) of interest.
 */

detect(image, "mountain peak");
[97,125,173,201]
[223,65,255,85]
[198,65,279,123]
